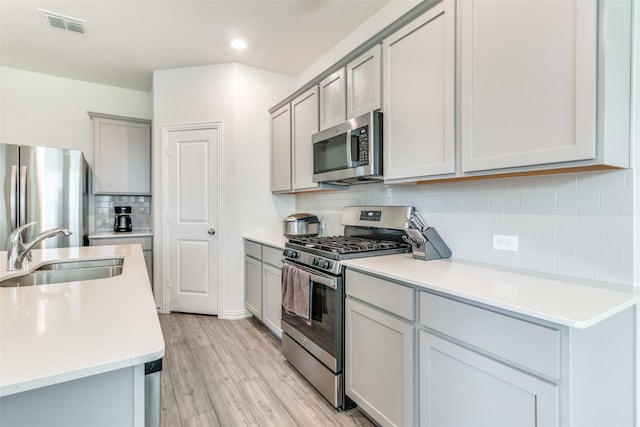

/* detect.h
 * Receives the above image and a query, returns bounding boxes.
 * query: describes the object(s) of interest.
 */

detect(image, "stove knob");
[320,260,330,269]
[284,249,298,259]
[312,258,319,266]
[324,260,332,269]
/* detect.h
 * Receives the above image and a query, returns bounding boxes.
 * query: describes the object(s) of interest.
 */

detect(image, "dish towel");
[281,263,311,325]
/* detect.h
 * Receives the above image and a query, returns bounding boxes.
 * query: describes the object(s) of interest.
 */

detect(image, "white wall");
[0,66,151,170]
[0,66,153,235]
[152,63,295,317]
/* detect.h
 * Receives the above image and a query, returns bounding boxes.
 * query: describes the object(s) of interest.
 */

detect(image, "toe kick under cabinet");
[344,269,635,427]
[244,239,283,338]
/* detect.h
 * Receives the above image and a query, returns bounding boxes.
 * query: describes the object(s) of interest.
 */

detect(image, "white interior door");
[166,125,220,315]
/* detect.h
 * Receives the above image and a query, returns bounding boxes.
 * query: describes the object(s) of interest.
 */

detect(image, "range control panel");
[359,210,382,221]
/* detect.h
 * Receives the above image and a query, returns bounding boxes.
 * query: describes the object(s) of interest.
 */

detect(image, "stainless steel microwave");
[312,110,382,185]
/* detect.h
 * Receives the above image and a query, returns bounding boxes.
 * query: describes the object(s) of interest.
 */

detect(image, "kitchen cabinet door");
[346,44,382,119]
[319,68,346,131]
[383,0,455,182]
[345,297,414,427]
[419,331,558,427]
[270,104,292,192]
[460,0,597,172]
[244,255,262,319]
[291,87,319,191]
[262,263,282,338]
[90,113,151,195]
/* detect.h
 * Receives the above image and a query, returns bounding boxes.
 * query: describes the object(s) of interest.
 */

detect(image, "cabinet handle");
[207,229,216,235]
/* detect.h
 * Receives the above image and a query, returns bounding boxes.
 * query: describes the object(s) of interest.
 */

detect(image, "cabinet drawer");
[90,236,152,250]
[346,270,414,321]
[420,292,560,379]
[244,240,262,259]
[262,246,283,267]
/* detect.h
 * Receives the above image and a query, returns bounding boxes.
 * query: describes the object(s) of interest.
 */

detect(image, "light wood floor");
[159,312,375,427]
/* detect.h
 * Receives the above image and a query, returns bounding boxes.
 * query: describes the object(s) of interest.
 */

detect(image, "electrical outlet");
[493,234,518,252]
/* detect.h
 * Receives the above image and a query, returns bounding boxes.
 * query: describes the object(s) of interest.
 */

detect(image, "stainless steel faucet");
[6,222,72,271]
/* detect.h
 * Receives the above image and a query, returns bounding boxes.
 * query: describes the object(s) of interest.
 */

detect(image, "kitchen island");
[0,244,164,427]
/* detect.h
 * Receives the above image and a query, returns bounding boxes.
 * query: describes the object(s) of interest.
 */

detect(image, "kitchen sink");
[0,257,124,288]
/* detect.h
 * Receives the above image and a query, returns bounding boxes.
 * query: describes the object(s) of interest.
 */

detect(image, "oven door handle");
[282,260,338,289]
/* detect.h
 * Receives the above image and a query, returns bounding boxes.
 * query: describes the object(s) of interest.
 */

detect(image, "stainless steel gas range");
[281,206,414,409]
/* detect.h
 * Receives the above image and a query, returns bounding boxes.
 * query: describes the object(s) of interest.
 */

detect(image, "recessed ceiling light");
[38,8,87,34]
[231,39,247,50]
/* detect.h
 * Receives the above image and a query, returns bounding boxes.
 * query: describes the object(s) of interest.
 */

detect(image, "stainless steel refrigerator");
[1,144,87,249]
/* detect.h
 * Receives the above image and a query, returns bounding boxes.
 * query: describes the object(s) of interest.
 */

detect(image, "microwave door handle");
[9,165,17,229]
[345,132,354,167]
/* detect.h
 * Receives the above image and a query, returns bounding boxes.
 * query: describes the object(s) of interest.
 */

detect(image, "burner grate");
[289,235,408,255]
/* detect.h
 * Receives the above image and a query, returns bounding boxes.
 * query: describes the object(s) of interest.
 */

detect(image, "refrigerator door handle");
[10,165,17,229]
[19,165,27,225]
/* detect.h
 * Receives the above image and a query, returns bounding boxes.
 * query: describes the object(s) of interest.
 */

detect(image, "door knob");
[208,228,216,235]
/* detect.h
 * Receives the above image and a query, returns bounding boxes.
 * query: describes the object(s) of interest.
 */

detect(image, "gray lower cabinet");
[345,270,414,427]
[244,239,282,338]
[262,263,282,336]
[89,235,153,283]
[419,331,557,427]
[345,268,635,427]
[244,253,262,319]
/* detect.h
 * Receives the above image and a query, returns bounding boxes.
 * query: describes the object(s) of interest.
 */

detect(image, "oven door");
[281,261,343,373]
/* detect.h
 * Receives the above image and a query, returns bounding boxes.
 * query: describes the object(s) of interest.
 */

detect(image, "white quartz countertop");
[343,254,639,329]
[0,245,165,397]
[243,232,288,249]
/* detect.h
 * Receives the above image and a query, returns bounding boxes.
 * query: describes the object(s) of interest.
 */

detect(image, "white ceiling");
[0,0,391,92]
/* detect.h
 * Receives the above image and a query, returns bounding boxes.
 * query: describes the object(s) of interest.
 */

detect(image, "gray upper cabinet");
[292,87,320,191]
[346,44,382,119]
[270,104,292,192]
[460,0,632,173]
[319,68,346,131]
[319,45,382,131]
[383,0,456,182]
[89,112,151,195]
[270,0,632,186]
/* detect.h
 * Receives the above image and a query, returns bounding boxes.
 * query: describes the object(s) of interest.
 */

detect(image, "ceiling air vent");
[38,9,87,34]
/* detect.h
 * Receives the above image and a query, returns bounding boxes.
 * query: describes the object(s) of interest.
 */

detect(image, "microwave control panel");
[352,127,369,166]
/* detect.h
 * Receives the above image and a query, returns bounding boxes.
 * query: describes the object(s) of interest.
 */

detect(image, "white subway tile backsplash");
[557,257,599,281]
[464,194,490,209]
[92,194,153,233]
[520,192,556,209]
[489,193,521,209]
[577,208,626,227]
[601,189,633,208]
[296,170,633,284]
[556,190,600,209]
[577,170,626,189]
[537,174,578,191]
[537,207,578,226]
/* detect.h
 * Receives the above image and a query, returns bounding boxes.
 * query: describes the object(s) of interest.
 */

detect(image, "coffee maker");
[114,206,133,232]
